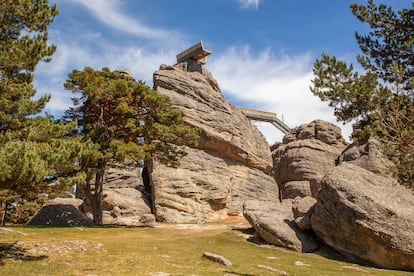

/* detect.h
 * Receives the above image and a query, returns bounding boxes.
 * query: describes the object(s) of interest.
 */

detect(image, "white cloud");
[237,0,261,9]
[35,35,181,115]
[208,45,352,144]
[67,0,175,40]
[36,41,353,144]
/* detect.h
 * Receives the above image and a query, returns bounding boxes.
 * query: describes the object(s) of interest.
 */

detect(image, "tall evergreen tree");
[0,1,82,224]
[64,67,199,225]
[311,1,413,187]
[0,0,57,132]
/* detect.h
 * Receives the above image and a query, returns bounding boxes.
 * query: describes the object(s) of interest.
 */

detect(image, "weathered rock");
[82,165,154,226]
[257,264,287,275]
[149,147,277,223]
[28,198,93,226]
[149,60,279,223]
[203,252,232,266]
[273,120,347,199]
[280,181,311,199]
[154,61,273,174]
[103,165,144,189]
[292,196,316,231]
[101,188,154,226]
[312,163,414,271]
[338,138,393,176]
[243,200,319,253]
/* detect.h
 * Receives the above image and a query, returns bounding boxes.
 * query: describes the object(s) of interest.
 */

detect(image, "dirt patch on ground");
[1,239,105,262]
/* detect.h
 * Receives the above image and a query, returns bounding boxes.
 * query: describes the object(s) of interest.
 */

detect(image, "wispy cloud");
[35,33,181,116]
[237,0,261,9]
[67,0,174,40]
[208,45,352,143]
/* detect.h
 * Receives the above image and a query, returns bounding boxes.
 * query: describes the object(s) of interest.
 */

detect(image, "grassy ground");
[0,219,412,276]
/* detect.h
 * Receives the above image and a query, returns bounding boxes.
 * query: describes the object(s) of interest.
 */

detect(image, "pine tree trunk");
[91,169,105,225]
[0,202,6,226]
[91,193,103,225]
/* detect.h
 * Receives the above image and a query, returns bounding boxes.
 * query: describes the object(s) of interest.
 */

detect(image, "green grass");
[0,222,412,276]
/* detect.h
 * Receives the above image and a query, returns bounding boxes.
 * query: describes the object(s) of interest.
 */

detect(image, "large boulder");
[272,120,347,199]
[28,198,93,226]
[243,200,319,253]
[338,138,393,176]
[311,163,414,271]
[149,60,279,223]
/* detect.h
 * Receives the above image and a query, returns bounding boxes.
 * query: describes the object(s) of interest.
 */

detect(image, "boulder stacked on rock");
[337,138,393,176]
[272,120,348,199]
[243,199,319,253]
[247,120,414,272]
[312,163,414,271]
[150,60,279,223]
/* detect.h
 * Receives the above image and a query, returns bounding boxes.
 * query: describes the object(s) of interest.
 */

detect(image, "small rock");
[294,261,310,267]
[202,252,232,266]
[257,264,287,275]
[341,266,369,273]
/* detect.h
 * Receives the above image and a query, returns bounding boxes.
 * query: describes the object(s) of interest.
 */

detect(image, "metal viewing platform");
[239,107,291,134]
[176,41,212,64]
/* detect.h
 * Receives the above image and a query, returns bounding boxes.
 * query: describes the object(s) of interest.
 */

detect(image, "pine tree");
[64,67,199,225]
[310,1,414,188]
[0,0,57,132]
[0,1,83,224]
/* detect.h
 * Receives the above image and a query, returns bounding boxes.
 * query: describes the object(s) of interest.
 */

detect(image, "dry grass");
[0,219,412,276]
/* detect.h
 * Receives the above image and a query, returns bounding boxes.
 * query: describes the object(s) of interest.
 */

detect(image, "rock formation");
[292,196,316,231]
[149,60,279,223]
[272,120,348,199]
[338,138,393,176]
[243,200,319,253]
[28,198,93,226]
[83,165,155,226]
[312,163,414,271]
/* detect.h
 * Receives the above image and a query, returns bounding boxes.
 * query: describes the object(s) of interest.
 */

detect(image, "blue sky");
[34,0,412,143]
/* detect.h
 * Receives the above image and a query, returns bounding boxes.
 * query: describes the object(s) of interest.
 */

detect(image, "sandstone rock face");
[29,198,93,226]
[154,61,273,174]
[312,163,414,271]
[292,196,316,231]
[150,61,279,223]
[149,148,277,223]
[83,165,154,226]
[338,138,393,176]
[272,120,347,199]
[243,200,319,253]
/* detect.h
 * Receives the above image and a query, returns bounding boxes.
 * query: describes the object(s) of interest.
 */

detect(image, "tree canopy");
[311,0,413,188]
[64,67,199,224]
[0,0,58,132]
[0,0,82,224]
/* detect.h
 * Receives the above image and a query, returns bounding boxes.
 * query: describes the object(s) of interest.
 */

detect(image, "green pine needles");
[311,0,414,188]
[64,67,199,225]
[0,1,199,225]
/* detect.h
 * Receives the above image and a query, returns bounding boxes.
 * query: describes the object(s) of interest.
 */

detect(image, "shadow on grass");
[232,227,273,246]
[224,271,254,276]
[17,224,149,229]
[232,226,376,270]
[0,242,48,264]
